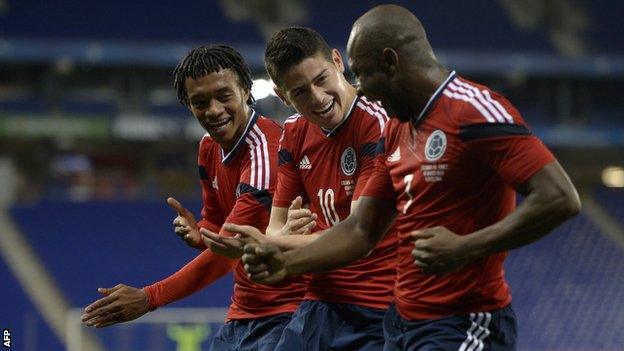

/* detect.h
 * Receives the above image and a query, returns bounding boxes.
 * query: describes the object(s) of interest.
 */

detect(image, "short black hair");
[174,45,255,106]
[264,27,333,87]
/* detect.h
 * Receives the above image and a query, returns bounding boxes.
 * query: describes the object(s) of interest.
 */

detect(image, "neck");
[222,106,252,152]
[406,64,449,116]
[325,84,357,130]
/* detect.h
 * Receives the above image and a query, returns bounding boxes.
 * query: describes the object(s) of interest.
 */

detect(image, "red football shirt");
[274,96,398,310]
[145,111,306,321]
[362,72,555,320]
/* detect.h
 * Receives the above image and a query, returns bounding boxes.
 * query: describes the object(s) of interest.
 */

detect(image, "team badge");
[341,147,357,176]
[425,130,447,161]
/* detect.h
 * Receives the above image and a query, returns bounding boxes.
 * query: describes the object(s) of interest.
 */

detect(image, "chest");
[386,122,487,213]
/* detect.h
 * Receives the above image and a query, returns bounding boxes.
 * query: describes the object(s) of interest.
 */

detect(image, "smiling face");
[184,69,251,150]
[275,50,356,130]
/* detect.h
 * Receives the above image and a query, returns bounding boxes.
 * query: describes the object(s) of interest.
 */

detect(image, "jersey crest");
[425,130,447,162]
[340,147,357,176]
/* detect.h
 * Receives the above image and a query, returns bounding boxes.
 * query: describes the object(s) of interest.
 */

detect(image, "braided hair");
[174,45,255,106]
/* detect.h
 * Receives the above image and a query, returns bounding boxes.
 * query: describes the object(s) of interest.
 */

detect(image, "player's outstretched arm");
[167,197,202,248]
[81,284,149,328]
[411,161,581,274]
[229,195,397,283]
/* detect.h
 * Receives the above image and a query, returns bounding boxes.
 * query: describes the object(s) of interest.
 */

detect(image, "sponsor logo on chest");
[299,155,312,170]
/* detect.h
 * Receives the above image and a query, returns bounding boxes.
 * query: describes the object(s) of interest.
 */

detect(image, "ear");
[381,48,398,77]
[331,48,345,73]
[273,86,291,106]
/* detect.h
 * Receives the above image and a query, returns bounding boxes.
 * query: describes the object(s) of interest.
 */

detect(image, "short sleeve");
[456,90,555,188]
[273,127,307,208]
[353,102,388,200]
[361,137,396,200]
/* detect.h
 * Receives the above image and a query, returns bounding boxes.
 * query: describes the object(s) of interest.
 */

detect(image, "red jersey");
[362,72,555,320]
[274,96,398,310]
[145,111,306,321]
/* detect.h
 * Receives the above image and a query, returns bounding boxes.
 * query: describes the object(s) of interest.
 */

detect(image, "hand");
[167,197,201,247]
[411,226,471,274]
[81,284,149,328]
[278,196,317,236]
[200,228,248,258]
[223,223,287,284]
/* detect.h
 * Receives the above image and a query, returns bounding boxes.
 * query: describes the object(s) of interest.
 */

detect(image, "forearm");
[143,250,237,308]
[463,165,580,260]
[283,208,390,275]
[267,232,322,251]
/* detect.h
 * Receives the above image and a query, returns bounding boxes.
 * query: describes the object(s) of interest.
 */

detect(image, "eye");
[218,94,232,103]
[192,100,208,109]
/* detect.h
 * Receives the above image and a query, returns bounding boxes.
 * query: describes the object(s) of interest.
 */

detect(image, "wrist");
[460,232,488,261]
[283,250,295,276]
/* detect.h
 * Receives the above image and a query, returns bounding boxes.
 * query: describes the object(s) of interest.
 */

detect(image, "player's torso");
[294,122,361,228]
[284,100,397,309]
[382,76,514,319]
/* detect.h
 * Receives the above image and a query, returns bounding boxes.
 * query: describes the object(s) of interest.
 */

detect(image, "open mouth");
[205,117,232,133]
[314,100,335,117]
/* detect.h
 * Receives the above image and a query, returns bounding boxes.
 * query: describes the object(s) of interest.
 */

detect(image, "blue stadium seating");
[7,200,233,350]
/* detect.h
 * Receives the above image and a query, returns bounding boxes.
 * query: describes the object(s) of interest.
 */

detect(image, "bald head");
[347,5,436,66]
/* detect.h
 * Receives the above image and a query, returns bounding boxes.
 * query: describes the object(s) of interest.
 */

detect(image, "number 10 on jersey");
[317,188,340,226]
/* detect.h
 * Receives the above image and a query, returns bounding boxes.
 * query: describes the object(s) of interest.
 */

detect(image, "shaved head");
[347,4,436,66]
[346,5,448,123]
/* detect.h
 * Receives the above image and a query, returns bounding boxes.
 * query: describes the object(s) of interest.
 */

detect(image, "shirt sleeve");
[353,111,387,201]
[219,144,275,237]
[457,95,555,188]
[143,250,237,309]
[273,128,308,208]
[361,137,396,200]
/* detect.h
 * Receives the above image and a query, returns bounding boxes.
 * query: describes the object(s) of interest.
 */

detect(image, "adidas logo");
[387,147,401,162]
[299,155,312,170]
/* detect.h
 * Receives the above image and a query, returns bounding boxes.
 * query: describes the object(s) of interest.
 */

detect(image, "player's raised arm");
[230,195,396,283]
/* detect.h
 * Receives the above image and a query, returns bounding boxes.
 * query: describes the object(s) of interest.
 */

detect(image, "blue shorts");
[209,312,293,351]
[275,300,386,351]
[383,304,517,351]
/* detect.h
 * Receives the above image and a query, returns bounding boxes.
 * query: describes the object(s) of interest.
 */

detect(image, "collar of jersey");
[321,94,359,138]
[221,109,258,165]
[412,70,457,126]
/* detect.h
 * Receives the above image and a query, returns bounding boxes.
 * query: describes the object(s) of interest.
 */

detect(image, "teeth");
[315,100,334,115]
[208,118,230,127]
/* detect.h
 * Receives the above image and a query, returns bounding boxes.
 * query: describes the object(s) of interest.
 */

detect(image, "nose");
[309,85,325,105]
[205,100,224,118]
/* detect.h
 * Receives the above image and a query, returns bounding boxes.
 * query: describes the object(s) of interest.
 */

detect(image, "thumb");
[223,223,264,242]
[167,197,192,218]
[289,196,303,210]
[97,285,122,296]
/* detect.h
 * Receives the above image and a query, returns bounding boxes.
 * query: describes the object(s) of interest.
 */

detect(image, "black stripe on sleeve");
[198,165,209,180]
[278,149,296,166]
[360,142,378,158]
[374,137,386,156]
[237,183,272,209]
[459,123,531,142]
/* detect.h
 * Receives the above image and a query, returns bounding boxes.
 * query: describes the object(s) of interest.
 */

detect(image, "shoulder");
[199,133,216,156]
[354,96,390,132]
[441,76,525,127]
[281,112,309,138]
[254,115,283,139]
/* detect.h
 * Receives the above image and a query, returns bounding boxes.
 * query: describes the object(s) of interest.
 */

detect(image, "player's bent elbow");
[546,185,582,221]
